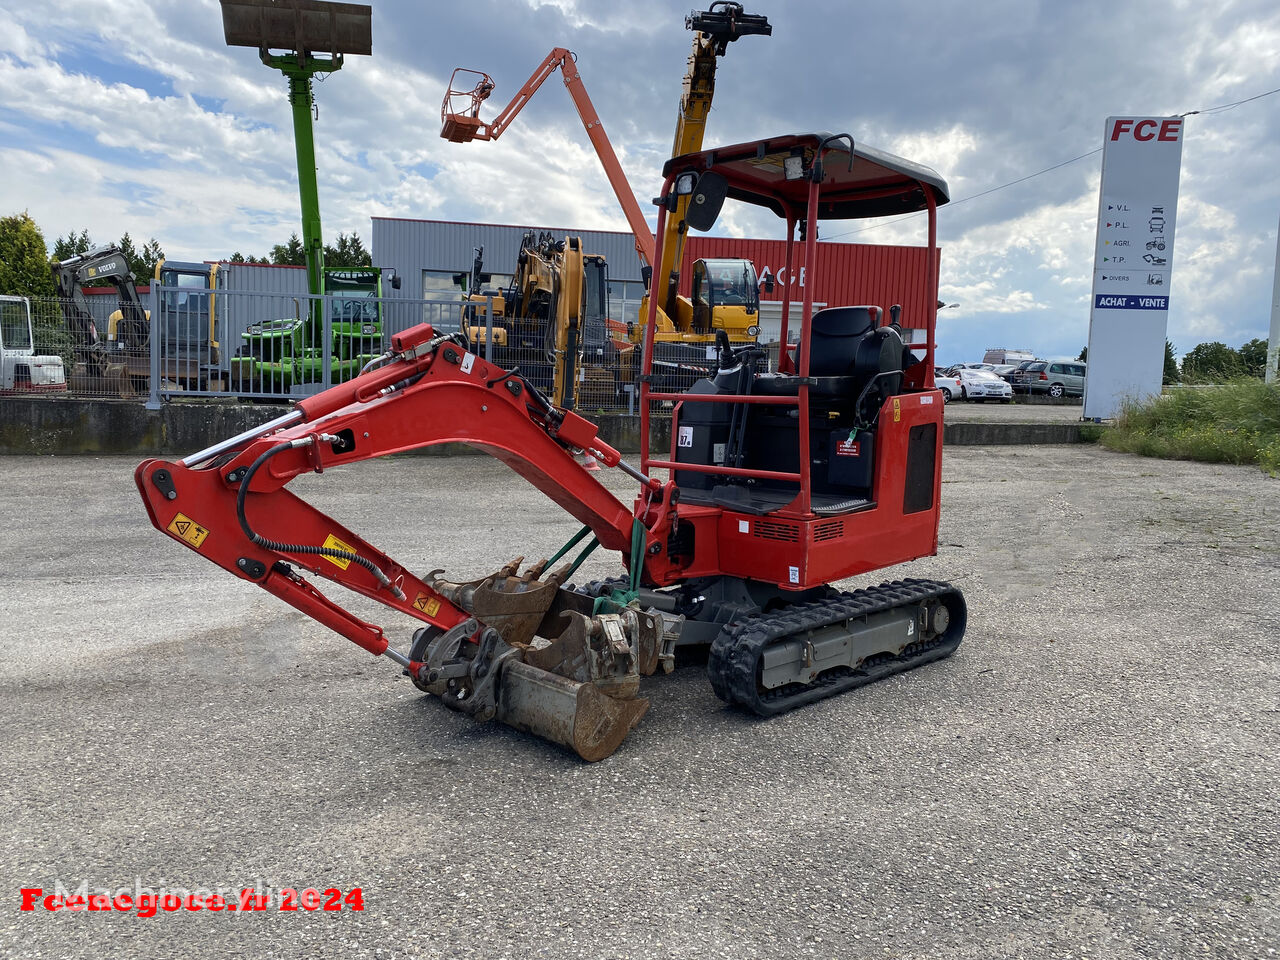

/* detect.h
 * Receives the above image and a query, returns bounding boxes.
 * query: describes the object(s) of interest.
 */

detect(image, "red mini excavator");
[137,132,965,761]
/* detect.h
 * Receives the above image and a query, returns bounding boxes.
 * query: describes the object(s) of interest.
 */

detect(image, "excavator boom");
[135,324,667,760]
[657,3,770,318]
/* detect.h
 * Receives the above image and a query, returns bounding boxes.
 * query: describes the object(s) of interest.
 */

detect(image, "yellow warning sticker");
[412,593,442,617]
[167,513,209,549]
[321,533,356,570]
[893,398,901,422]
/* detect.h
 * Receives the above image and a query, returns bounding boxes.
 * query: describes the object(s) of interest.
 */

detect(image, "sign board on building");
[1084,116,1184,419]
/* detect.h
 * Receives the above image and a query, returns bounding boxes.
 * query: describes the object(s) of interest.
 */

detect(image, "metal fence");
[27,288,774,414]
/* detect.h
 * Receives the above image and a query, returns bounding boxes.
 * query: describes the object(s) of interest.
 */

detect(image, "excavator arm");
[656,3,771,319]
[135,323,670,760]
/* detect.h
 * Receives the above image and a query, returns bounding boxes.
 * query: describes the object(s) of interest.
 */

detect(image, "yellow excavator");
[51,246,223,394]
[464,234,629,409]
[441,2,772,394]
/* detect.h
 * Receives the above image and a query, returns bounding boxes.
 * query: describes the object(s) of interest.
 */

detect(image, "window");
[422,270,466,300]
[0,299,31,351]
[608,279,646,327]
[469,273,512,296]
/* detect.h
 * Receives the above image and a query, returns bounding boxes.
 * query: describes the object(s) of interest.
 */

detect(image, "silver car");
[1015,361,1087,398]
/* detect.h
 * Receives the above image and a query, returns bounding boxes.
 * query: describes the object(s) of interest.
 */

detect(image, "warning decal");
[412,593,442,617]
[167,513,209,548]
[893,398,901,422]
[321,533,356,570]
[835,439,860,458]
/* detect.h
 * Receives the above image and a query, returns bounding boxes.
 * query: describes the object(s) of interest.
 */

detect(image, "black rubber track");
[706,578,967,716]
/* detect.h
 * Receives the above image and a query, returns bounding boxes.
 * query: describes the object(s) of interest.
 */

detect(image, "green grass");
[1100,380,1280,475]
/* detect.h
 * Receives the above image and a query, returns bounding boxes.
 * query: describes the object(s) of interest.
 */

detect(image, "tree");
[324,231,372,269]
[0,211,55,297]
[1180,341,1242,383]
[1239,338,1268,378]
[51,229,93,263]
[1163,339,1179,385]
[136,237,165,284]
[1076,346,1087,362]
[114,232,164,285]
[270,233,306,266]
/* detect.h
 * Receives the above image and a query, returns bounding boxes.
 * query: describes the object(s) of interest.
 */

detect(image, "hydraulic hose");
[235,438,406,600]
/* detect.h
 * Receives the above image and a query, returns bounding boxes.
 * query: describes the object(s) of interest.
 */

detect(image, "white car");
[955,368,1013,402]
[934,369,960,403]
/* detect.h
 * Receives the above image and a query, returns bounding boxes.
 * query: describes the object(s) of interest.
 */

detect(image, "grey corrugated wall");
[371,218,646,299]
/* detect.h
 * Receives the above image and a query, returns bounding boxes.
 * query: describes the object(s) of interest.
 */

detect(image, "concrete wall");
[0,398,1098,457]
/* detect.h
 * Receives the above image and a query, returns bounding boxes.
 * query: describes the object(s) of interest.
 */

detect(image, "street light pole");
[1268,211,1279,384]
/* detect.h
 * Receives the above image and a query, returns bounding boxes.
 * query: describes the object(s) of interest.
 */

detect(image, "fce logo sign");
[1110,118,1182,142]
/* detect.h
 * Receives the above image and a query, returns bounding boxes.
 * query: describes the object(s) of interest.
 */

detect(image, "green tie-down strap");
[551,519,647,614]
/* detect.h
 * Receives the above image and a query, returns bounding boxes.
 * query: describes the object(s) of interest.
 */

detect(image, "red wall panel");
[682,238,940,330]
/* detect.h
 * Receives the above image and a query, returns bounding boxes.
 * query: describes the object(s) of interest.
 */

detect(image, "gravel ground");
[1,446,1277,959]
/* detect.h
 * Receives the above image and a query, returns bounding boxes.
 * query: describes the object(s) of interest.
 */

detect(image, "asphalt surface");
[1,446,1277,959]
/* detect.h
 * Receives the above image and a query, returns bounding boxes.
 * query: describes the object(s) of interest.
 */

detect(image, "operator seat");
[755,305,907,411]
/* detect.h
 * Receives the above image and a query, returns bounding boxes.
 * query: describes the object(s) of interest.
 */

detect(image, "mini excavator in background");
[137,132,965,761]
[462,232,627,409]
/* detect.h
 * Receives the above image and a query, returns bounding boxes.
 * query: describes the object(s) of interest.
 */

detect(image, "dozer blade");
[497,659,648,763]
[69,360,134,398]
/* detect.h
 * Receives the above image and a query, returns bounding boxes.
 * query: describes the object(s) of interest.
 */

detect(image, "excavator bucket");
[498,660,649,763]
[420,559,661,761]
[68,359,135,399]
[220,0,372,56]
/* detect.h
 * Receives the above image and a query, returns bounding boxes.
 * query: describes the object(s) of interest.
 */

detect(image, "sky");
[1,0,1278,365]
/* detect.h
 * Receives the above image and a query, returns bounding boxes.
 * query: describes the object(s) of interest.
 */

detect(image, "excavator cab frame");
[642,132,948,526]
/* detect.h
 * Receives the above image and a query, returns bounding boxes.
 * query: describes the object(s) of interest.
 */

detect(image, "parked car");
[1000,359,1040,384]
[1013,360,1087,397]
[934,368,960,403]
[944,362,994,377]
[955,368,1013,402]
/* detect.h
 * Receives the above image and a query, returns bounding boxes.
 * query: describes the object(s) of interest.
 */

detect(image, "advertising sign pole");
[1083,116,1185,419]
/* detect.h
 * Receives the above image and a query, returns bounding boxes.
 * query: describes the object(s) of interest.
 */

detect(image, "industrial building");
[372,217,939,342]
[79,219,939,349]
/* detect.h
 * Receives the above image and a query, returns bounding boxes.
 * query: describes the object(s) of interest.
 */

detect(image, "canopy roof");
[661,132,950,221]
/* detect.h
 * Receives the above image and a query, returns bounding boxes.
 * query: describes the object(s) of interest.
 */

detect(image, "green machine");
[233,268,390,391]
[220,0,395,392]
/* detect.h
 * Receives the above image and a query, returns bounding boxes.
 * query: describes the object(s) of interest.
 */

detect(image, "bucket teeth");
[428,559,563,647]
